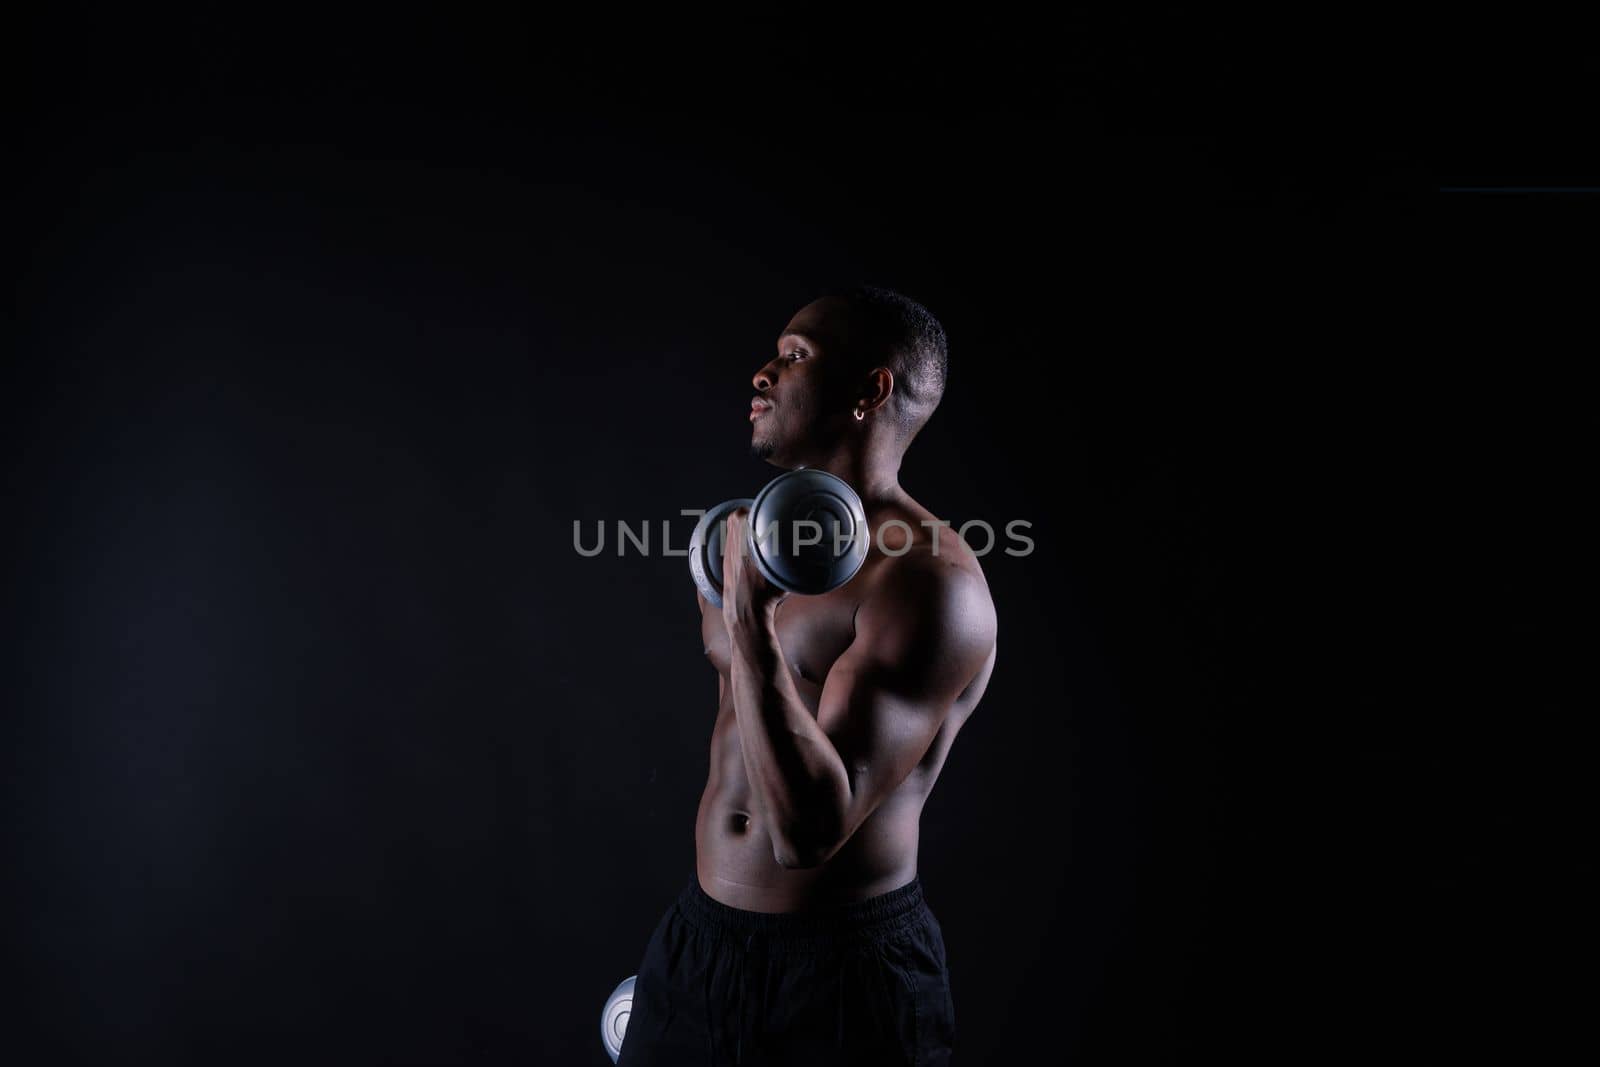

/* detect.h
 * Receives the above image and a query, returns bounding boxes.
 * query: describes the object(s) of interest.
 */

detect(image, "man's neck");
[788,443,903,507]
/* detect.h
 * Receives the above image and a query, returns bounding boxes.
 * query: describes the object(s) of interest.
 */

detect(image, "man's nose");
[753,363,777,392]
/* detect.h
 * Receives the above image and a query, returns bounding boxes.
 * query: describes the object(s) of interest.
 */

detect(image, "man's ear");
[861,367,895,413]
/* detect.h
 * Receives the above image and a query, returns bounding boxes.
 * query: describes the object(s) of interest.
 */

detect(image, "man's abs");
[692,698,939,914]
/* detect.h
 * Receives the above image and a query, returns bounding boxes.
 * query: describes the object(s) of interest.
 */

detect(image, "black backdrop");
[9,11,1570,1067]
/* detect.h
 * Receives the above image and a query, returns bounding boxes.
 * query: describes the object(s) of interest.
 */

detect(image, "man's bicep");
[845,562,996,702]
[817,566,996,807]
[815,651,927,786]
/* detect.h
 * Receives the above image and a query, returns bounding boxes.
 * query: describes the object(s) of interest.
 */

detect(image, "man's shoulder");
[859,548,997,657]
[872,545,990,603]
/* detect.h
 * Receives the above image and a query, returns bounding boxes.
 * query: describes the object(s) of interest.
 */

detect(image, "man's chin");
[749,436,778,462]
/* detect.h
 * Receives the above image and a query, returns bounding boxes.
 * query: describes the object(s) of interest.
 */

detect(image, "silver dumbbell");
[689,468,868,608]
[601,974,635,1063]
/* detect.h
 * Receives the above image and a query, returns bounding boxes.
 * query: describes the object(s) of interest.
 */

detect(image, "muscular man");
[618,286,997,1066]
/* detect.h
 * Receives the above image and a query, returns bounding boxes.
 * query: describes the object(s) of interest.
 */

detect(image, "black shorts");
[616,875,956,1066]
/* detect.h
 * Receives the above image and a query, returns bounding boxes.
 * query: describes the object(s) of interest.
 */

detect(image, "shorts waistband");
[675,876,928,943]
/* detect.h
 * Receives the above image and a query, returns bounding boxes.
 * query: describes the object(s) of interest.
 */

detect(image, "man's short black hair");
[821,284,949,439]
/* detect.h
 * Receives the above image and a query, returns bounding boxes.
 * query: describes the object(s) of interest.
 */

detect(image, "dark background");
[6,10,1572,1066]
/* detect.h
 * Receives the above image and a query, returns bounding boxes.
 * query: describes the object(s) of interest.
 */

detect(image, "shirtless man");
[617,286,998,1066]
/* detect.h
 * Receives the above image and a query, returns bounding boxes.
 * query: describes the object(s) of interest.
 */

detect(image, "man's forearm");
[727,606,852,866]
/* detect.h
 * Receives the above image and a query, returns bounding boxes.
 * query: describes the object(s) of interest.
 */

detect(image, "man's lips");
[750,398,772,421]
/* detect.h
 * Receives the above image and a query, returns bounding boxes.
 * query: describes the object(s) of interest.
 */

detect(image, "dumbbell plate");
[747,468,868,596]
[688,498,753,609]
[601,974,635,1062]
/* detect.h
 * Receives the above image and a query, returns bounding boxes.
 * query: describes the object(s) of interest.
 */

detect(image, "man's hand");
[719,508,788,634]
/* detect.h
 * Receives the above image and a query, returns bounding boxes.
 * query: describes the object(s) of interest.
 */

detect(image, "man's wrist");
[728,599,783,659]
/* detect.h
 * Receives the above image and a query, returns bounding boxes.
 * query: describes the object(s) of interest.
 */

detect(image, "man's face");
[749,298,859,466]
